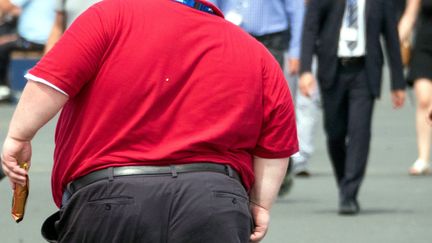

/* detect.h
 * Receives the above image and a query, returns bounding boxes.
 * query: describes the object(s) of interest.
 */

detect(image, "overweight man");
[1,0,298,242]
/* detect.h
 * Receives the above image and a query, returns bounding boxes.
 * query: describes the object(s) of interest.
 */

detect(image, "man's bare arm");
[1,81,68,187]
[249,156,289,242]
[398,0,421,42]
[8,81,68,140]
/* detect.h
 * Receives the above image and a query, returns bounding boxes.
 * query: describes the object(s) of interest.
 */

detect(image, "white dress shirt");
[338,0,366,57]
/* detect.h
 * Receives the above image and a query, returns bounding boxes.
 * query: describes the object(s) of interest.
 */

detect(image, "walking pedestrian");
[290,0,321,177]
[399,0,432,175]
[299,0,406,215]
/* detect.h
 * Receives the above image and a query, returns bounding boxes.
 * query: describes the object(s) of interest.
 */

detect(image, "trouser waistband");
[338,56,365,67]
[62,163,241,205]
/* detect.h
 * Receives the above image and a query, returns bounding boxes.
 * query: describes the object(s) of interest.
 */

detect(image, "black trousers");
[0,36,44,86]
[321,62,375,202]
[48,171,252,243]
[253,30,289,68]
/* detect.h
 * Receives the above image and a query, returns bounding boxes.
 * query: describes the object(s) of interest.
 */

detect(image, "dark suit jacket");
[300,0,406,97]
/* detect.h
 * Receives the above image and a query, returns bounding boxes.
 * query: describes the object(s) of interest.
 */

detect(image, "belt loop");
[226,165,234,178]
[108,167,114,181]
[170,165,178,178]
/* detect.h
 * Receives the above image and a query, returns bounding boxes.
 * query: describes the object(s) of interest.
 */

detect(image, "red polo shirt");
[27,0,298,207]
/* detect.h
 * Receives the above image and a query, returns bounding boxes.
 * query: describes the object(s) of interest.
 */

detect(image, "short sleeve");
[252,51,299,158]
[27,3,110,97]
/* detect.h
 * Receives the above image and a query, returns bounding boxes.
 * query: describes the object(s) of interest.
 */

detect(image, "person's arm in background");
[298,0,320,97]
[44,11,65,53]
[285,0,305,75]
[249,156,289,243]
[1,81,68,188]
[0,0,20,16]
[383,0,406,108]
[398,0,421,42]
[45,0,66,53]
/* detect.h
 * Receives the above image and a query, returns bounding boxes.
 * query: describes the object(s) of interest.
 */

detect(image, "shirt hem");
[25,73,69,96]
[253,146,299,159]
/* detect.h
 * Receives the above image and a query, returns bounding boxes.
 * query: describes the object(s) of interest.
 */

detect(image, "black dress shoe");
[339,199,360,215]
[295,170,311,177]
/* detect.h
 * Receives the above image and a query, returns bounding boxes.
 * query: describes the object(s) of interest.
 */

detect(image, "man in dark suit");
[299,0,406,215]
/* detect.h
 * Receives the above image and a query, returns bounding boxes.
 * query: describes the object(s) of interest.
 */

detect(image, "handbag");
[400,40,411,67]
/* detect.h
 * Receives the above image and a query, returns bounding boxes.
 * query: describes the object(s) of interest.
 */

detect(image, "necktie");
[347,0,358,50]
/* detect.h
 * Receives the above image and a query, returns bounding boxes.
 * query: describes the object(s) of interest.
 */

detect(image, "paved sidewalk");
[0,77,431,242]
[265,82,432,242]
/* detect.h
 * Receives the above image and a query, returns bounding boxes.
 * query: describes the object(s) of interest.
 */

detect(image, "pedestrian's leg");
[0,49,10,86]
[0,44,12,100]
[341,70,374,201]
[321,82,349,186]
[414,79,432,162]
[0,38,17,101]
[293,87,320,175]
[410,79,432,174]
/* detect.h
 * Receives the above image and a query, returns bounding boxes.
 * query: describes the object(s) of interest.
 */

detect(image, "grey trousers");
[287,58,321,172]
